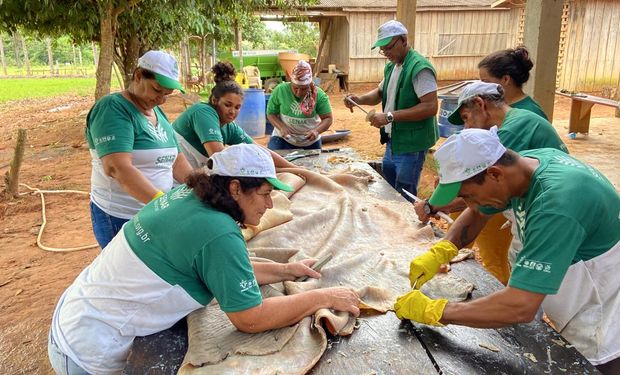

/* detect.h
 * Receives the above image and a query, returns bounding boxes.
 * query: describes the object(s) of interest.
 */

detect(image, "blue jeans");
[48,331,90,375]
[382,140,427,201]
[267,136,322,150]
[89,201,129,249]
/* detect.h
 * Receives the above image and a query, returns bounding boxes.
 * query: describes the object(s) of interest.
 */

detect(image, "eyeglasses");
[379,37,402,56]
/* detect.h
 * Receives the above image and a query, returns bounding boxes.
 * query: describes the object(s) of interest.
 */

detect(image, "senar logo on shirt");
[93,135,117,146]
[515,257,552,273]
[239,278,257,293]
[155,154,176,166]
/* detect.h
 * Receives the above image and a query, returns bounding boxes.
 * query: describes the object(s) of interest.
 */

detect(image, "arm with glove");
[395,208,491,325]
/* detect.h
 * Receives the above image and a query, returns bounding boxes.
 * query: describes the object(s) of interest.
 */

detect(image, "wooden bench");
[555,90,620,134]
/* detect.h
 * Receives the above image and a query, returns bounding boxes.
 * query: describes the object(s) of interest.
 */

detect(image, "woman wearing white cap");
[85,50,193,249]
[49,143,360,375]
[267,60,333,150]
[173,61,295,169]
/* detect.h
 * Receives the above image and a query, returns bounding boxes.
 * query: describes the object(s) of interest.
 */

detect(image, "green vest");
[381,49,439,154]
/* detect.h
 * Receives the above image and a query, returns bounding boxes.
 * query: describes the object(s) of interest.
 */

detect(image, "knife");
[401,189,454,224]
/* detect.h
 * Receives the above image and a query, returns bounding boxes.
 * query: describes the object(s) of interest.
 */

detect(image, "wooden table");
[124,149,599,375]
[556,91,620,134]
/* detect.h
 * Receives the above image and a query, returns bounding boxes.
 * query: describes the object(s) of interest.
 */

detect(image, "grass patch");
[0,77,119,104]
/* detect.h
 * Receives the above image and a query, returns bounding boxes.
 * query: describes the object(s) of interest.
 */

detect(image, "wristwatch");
[423,200,435,215]
[386,111,394,123]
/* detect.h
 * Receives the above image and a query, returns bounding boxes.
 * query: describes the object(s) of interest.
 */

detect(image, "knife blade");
[401,189,454,224]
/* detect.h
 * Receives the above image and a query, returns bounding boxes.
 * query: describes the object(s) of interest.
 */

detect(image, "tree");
[1,0,316,98]
[0,34,7,75]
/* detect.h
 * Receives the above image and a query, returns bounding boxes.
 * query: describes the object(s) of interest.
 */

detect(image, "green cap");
[428,181,462,207]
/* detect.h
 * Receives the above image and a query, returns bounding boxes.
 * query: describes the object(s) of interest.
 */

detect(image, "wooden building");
[264,0,620,92]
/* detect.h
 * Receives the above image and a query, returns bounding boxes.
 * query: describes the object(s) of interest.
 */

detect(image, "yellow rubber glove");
[409,239,458,289]
[394,290,448,326]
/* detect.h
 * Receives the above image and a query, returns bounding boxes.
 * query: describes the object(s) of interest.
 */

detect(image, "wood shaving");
[478,343,500,352]
[523,352,538,363]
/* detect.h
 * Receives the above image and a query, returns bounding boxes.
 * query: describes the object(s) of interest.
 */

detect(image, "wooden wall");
[557,0,620,92]
[347,12,393,82]
[344,8,520,82]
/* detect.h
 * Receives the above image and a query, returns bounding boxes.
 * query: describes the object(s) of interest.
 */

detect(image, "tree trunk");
[115,34,140,88]
[0,35,7,76]
[95,3,116,100]
[616,75,620,118]
[72,44,77,67]
[3,129,27,199]
[20,33,31,76]
[12,31,21,68]
[92,41,99,68]
[46,37,54,74]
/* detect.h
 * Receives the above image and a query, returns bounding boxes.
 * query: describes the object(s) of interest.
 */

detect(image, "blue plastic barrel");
[236,89,266,138]
[264,93,273,135]
[437,95,464,138]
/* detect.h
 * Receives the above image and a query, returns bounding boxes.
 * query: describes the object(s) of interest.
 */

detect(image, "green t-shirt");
[124,185,262,310]
[498,108,568,154]
[508,148,620,295]
[511,96,548,120]
[267,82,332,147]
[85,93,181,218]
[172,102,253,158]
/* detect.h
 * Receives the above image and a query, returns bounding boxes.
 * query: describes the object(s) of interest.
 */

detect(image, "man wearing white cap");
[393,128,620,374]
[344,20,438,199]
[86,50,193,248]
[414,81,568,284]
[49,144,360,374]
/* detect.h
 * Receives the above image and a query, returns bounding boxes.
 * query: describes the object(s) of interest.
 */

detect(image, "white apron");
[175,132,209,170]
[542,240,620,365]
[502,210,523,267]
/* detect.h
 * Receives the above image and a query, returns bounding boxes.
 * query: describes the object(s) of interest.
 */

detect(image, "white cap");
[429,126,506,206]
[206,144,293,192]
[372,20,408,49]
[448,80,502,125]
[137,50,185,93]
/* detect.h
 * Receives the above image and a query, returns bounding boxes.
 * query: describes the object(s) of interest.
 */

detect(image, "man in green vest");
[344,20,439,199]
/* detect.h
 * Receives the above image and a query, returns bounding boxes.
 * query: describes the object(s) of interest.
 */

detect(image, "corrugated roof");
[307,0,497,9]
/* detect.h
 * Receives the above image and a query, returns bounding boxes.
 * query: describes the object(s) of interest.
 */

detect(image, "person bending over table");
[86,50,193,249]
[395,128,620,375]
[267,60,333,150]
[173,61,294,169]
[49,144,360,375]
[413,81,567,284]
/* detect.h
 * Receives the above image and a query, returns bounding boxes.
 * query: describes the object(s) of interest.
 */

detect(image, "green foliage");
[239,21,319,57]
[0,77,119,104]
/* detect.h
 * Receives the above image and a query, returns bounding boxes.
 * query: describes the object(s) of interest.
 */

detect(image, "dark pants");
[382,140,427,201]
[89,201,129,249]
[267,136,321,150]
[597,356,620,375]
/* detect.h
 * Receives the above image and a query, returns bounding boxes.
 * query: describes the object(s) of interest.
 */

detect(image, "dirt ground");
[0,83,619,374]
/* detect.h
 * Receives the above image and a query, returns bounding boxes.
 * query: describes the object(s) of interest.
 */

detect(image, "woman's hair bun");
[212,62,236,83]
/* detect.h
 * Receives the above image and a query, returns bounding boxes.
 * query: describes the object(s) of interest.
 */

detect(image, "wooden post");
[314,19,332,77]
[235,20,243,70]
[616,75,620,118]
[522,0,563,122]
[3,129,27,199]
[397,0,417,48]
